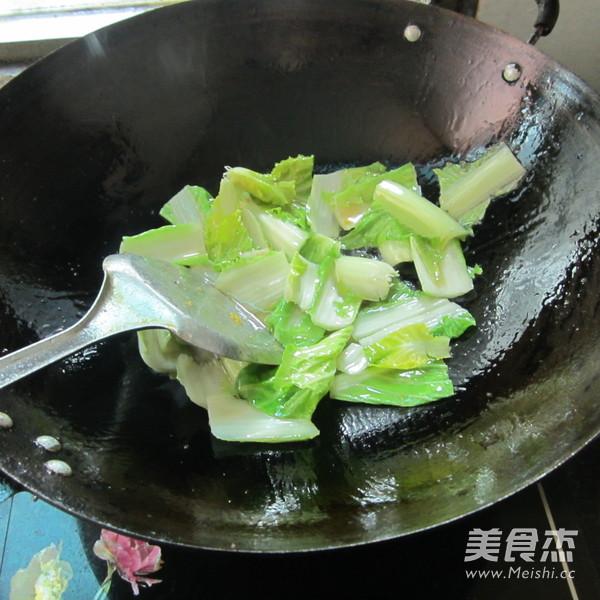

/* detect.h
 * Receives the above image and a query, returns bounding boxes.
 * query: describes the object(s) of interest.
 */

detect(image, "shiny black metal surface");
[0,0,599,551]
[433,0,478,17]
[534,0,560,37]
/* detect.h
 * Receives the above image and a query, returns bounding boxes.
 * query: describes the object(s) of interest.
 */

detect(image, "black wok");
[1,0,599,552]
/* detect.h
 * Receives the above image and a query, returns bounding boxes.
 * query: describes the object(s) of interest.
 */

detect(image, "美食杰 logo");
[464,528,577,581]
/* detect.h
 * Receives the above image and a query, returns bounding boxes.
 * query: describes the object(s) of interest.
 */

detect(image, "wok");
[0,0,599,552]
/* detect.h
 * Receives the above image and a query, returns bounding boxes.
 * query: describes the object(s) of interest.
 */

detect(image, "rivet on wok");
[404,24,422,43]
[502,63,522,83]
[35,435,62,453]
[44,459,72,477]
[0,412,13,429]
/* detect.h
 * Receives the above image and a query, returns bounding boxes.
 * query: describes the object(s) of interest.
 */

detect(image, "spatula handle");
[0,273,146,390]
[0,319,107,389]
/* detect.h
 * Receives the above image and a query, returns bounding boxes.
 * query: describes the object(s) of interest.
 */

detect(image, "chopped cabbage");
[120,146,525,443]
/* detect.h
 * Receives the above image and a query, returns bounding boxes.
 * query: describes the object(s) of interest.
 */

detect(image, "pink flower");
[93,529,163,596]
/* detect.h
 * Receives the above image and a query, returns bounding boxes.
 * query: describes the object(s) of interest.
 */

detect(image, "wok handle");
[530,0,560,44]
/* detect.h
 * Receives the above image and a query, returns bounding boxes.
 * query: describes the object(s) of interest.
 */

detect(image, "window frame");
[0,1,185,50]
[0,0,186,79]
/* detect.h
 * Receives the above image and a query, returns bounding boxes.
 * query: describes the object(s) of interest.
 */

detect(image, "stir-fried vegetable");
[120,145,526,443]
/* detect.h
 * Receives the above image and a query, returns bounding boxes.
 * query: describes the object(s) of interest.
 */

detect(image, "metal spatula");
[0,254,283,390]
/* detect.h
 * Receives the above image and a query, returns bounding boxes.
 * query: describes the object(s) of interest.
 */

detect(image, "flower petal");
[10,544,72,600]
[93,529,163,597]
